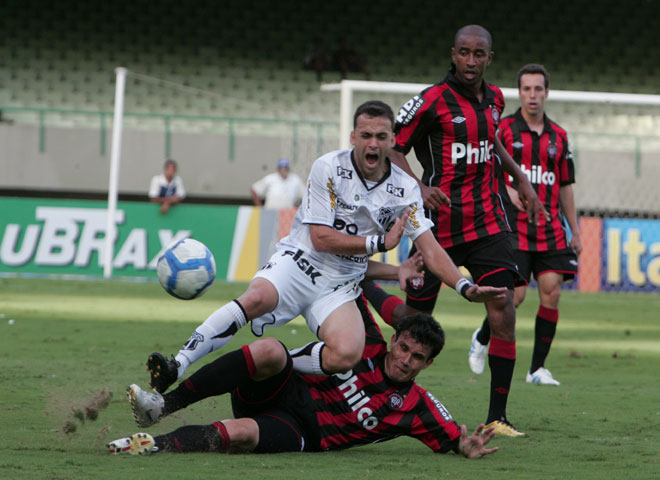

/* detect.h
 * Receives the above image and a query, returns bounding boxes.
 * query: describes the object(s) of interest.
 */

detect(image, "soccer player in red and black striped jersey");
[388,25,548,437]
[468,64,582,387]
[108,293,498,459]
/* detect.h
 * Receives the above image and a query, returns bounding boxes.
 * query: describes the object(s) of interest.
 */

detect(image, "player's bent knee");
[322,342,364,374]
[249,338,287,378]
[223,418,259,452]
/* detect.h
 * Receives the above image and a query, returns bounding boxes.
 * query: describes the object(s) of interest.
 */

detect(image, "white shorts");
[251,248,363,337]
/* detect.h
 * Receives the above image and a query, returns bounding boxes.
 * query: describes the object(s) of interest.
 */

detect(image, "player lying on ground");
[144,100,506,396]
[108,295,498,458]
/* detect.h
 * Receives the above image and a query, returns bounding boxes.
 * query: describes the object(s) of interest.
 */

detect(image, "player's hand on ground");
[458,424,499,459]
[465,285,508,302]
[420,184,450,210]
[384,209,410,251]
[397,251,424,290]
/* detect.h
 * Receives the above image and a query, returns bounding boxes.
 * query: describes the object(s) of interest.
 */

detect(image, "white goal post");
[321,80,660,149]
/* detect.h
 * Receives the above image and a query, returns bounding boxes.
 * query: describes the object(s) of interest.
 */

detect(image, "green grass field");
[1,277,659,480]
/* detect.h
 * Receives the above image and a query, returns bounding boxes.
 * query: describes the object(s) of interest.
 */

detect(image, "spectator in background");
[303,37,329,82]
[149,159,186,214]
[250,157,304,209]
[333,38,370,80]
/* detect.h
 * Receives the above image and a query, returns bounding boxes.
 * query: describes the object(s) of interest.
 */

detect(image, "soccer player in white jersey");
[143,101,507,394]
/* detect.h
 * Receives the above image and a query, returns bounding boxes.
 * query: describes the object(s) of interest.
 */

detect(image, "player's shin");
[174,300,248,375]
[154,423,230,453]
[163,346,255,415]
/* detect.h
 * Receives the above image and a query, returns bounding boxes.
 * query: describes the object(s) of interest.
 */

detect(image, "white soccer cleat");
[526,367,560,386]
[107,433,157,455]
[127,384,164,427]
[468,328,488,375]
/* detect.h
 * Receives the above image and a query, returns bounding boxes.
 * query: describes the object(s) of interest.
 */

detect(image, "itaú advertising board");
[0,197,238,279]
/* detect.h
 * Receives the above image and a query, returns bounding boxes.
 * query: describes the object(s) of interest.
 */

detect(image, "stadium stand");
[1,0,659,132]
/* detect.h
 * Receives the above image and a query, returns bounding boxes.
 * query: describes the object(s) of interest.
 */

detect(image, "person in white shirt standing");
[148,159,186,214]
[250,158,304,209]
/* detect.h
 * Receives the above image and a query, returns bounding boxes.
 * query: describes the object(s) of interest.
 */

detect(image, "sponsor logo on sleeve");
[327,178,337,210]
[408,202,421,229]
[396,95,425,125]
[426,391,453,422]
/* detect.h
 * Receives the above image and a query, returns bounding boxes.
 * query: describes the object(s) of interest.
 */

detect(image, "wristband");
[376,234,387,252]
[455,277,474,301]
[365,235,379,255]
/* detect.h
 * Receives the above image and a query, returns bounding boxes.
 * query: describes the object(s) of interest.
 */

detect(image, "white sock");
[290,341,326,375]
[174,300,248,377]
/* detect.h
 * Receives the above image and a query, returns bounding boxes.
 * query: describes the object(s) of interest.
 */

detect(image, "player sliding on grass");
[110,298,498,458]
[143,100,506,394]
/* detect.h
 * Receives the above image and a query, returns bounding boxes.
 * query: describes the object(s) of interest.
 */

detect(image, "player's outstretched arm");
[457,424,499,459]
[414,231,507,303]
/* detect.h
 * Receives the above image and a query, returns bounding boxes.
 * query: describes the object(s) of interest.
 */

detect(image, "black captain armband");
[455,278,474,301]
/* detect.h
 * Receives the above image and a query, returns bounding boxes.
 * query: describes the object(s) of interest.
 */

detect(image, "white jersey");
[277,149,433,277]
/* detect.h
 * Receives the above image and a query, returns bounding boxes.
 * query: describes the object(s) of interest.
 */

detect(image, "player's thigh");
[250,249,324,336]
[536,271,563,308]
[317,300,365,360]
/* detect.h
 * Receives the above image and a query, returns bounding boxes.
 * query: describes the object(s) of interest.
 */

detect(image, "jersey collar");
[513,108,552,134]
[444,64,496,107]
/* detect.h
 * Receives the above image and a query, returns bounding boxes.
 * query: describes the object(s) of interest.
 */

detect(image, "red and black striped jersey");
[394,68,510,248]
[498,108,575,251]
[300,295,461,452]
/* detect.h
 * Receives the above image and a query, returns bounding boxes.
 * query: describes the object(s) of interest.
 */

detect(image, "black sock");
[154,423,229,453]
[476,316,491,345]
[486,337,516,424]
[163,347,251,416]
[530,306,558,373]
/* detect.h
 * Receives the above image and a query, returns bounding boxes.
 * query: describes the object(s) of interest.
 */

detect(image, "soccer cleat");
[107,432,157,455]
[468,328,488,375]
[147,352,179,393]
[485,419,525,437]
[127,384,164,428]
[526,367,560,386]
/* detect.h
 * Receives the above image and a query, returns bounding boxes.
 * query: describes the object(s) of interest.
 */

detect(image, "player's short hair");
[517,63,550,89]
[454,24,492,50]
[164,159,178,169]
[395,313,445,359]
[353,100,394,129]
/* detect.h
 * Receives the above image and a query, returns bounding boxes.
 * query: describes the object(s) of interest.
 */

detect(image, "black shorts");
[406,232,524,312]
[515,248,578,282]
[230,350,321,452]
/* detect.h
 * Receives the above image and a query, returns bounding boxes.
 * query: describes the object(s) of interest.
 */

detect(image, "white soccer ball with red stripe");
[157,238,216,300]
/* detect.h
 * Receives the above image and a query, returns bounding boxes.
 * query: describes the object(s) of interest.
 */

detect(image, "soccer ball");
[157,238,216,300]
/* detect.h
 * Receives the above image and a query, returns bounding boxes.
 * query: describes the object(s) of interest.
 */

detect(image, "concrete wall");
[1,124,659,213]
